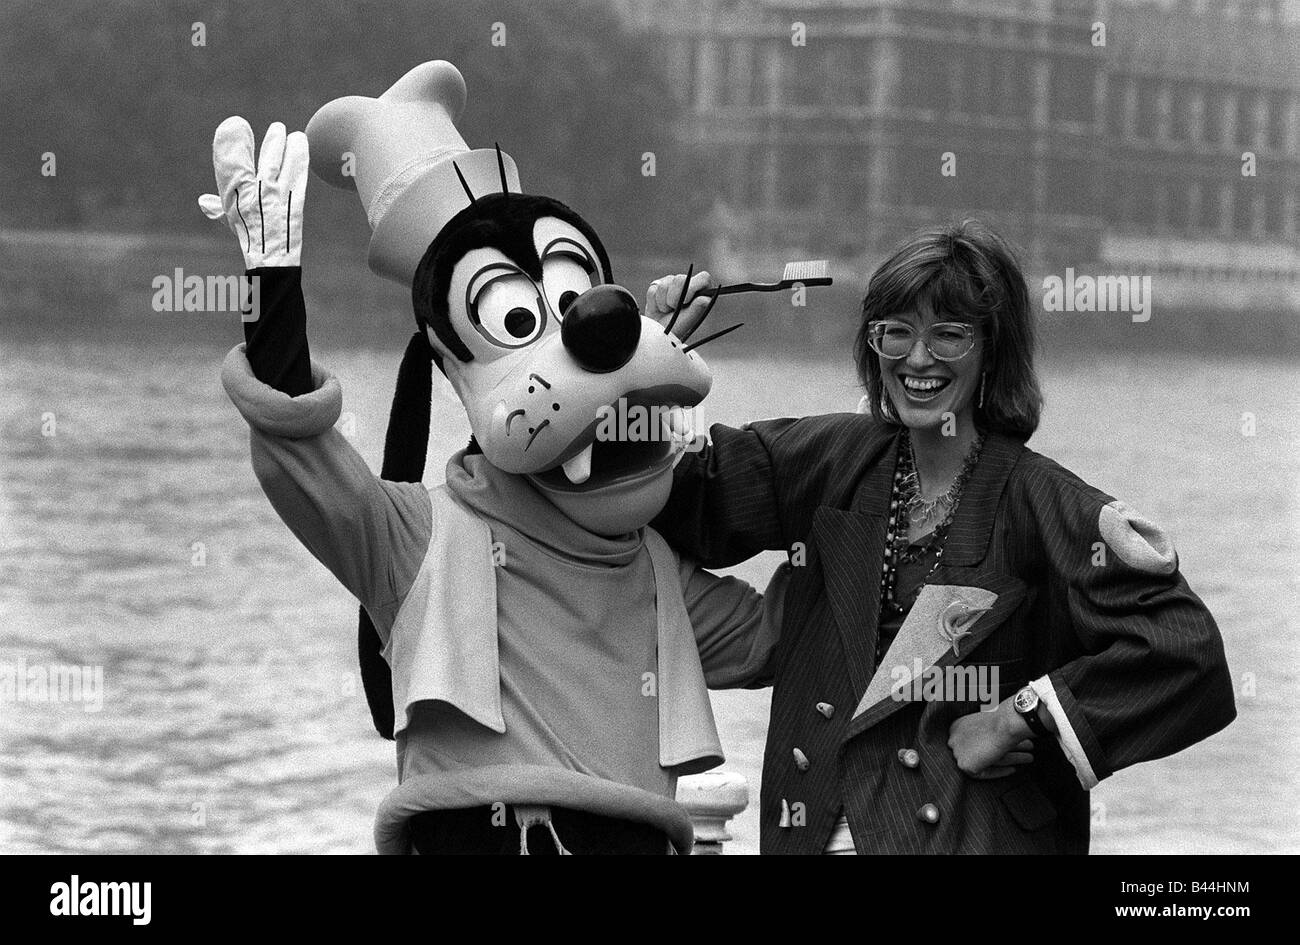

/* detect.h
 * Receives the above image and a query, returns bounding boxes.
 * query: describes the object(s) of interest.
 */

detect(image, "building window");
[1137,78,1161,140]
[1167,180,1190,230]
[1234,181,1254,233]
[778,145,821,209]
[782,43,830,107]
[978,150,1029,214]
[1108,165,1141,229]
[1268,90,1288,151]
[753,41,778,108]
[1108,77,1131,136]
[856,43,875,108]
[993,55,1028,120]
[823,40,870,109]
[1195,181,1215,230]
[1266,185,1285,236]
[1135,171,1160,228]
[1222,90,1244,148]
[966,55,990,117]
[897,144,935,209]
[837,146,871,210]
[1051,56,1094,124]
[1215,184,1235,234]
[1246,92,1270,150]
[1203,88,1223,146]
[1186,181,1204,231]
[946,48,967,115]
[723,41,752,107]
[1174,84,1206,143]
[1047,157,1096,217]
[899,40,948,113]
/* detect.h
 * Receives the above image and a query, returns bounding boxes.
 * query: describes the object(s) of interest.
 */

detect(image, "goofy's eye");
[504,308,537,338]
[470,275,546,348]
[542,254,594,318]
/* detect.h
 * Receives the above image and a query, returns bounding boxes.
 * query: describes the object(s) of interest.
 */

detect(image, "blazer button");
[815,702,835,719]
[792,748,810,772]
[917,803,941,825]
[897,748,920,769]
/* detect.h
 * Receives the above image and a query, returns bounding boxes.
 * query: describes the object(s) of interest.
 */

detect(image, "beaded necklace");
[877,429,985,623]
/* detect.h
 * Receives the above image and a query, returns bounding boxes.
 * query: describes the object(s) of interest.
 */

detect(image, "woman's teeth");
[902,376,950,398]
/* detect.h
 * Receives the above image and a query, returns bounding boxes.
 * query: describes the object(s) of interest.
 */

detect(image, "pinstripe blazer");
[652,412,1235,854]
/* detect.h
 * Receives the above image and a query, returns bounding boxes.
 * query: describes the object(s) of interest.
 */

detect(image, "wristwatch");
[1012,685,1050,738]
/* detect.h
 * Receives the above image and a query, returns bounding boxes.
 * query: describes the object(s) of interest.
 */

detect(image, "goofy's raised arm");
[199,118,432,702]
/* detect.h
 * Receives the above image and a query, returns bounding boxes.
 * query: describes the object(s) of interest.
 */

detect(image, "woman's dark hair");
[854,219,1042,440]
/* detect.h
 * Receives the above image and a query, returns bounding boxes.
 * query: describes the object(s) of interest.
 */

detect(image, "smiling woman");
[857,220,1041,448]
[652,218,1236,855]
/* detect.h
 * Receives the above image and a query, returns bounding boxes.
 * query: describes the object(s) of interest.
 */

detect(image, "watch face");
[1014,687,1037,713]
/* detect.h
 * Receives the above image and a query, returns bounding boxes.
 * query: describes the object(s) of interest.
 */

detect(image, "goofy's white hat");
[305,60,521,285]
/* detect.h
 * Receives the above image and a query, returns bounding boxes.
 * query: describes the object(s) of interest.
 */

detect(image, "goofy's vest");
[372,486,724,854]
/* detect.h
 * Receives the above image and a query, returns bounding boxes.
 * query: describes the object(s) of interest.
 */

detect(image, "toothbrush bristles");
[780,259,830,283]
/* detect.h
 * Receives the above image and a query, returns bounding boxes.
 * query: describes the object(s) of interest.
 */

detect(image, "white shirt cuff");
[1029,675,1100,790]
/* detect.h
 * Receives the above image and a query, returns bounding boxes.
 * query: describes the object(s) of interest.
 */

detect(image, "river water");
[1,335,1296,853]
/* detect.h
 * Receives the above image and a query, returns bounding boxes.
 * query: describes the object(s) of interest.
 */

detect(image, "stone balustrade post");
[678,770,749,854]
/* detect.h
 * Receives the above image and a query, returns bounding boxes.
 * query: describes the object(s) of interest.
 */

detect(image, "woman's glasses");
[866,320,976,362]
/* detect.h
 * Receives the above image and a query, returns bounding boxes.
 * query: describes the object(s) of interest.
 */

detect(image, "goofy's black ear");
[412,234,474,364]
[380,330,435,482]
[358,330,434,739]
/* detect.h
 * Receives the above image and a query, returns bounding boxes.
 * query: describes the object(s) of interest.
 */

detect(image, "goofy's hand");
[198,117,308,270]
[645,270,718,340]
[948,702,1036,780]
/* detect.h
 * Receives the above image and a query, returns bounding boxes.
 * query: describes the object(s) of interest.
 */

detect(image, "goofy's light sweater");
[204,61,785,854]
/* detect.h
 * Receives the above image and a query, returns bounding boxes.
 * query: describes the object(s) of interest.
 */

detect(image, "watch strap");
[1016,687,1050,738]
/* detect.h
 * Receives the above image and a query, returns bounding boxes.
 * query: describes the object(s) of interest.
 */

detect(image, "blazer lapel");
[812,507,886,700]
[807,431,900,701]
[934,432,1025,567]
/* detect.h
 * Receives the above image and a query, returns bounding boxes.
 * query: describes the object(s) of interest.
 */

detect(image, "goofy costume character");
[200,61,785,854]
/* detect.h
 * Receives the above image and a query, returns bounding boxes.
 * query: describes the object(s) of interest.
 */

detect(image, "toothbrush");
[712,260,832,296]
[661,259,833,351]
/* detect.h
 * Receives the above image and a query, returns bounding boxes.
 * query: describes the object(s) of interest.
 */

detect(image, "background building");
[615,0,1300,312]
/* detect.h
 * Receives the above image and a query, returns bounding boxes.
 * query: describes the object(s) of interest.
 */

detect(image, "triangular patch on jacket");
[845,571,1027,738]
[853,583,998,716]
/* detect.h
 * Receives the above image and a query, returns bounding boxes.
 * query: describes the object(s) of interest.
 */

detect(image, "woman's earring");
[978,373,986,410]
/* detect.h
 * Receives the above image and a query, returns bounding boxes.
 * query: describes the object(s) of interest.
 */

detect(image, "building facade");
[615,0,1299,310]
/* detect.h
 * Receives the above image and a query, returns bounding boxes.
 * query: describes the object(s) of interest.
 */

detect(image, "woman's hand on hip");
[947,700,1036,779]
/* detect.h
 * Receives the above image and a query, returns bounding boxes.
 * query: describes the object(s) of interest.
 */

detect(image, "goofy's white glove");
[645,270,716,340]
[198,117,308,269]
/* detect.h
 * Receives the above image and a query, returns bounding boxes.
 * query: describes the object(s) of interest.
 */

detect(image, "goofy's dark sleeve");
[222,266,432,640]
[1014,457,1236,789]
[242,267,314,396]
[230,267,435,740]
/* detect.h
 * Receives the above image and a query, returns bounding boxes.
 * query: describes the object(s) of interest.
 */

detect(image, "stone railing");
[677,770,749,855]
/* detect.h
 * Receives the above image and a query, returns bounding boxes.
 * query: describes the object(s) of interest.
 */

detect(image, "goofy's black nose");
[560,285,642,374]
